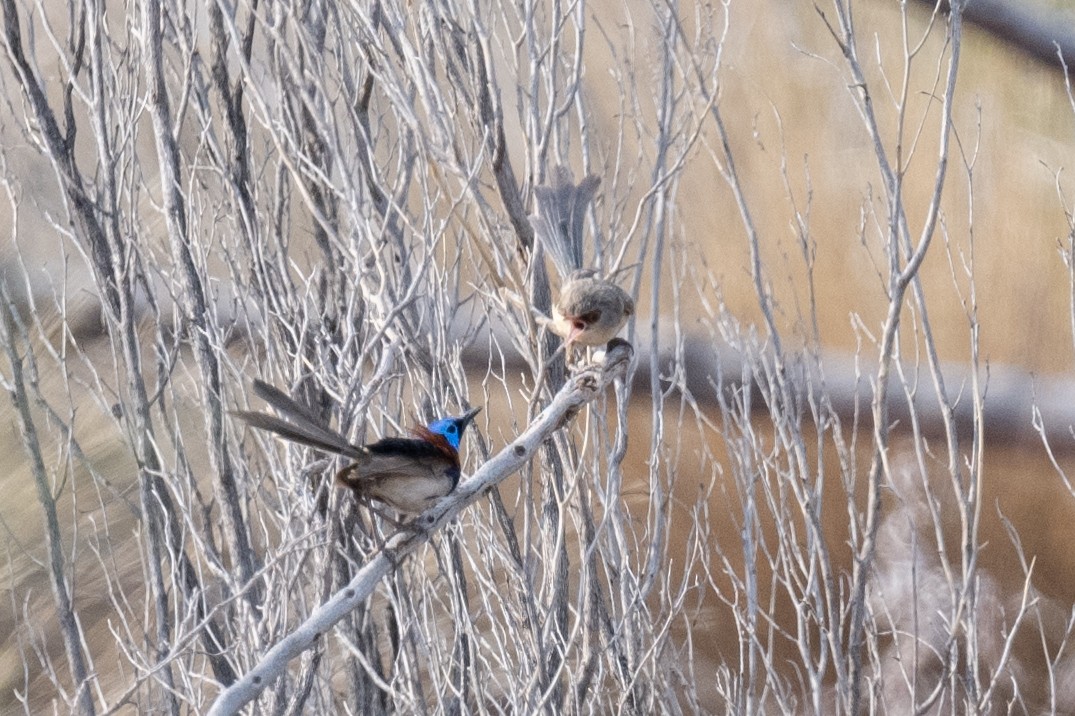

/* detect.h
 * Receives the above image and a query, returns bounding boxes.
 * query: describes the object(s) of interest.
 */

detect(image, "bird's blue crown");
[425,407,481,450]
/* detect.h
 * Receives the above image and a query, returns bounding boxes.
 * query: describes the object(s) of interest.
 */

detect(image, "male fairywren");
[234,380,480,514]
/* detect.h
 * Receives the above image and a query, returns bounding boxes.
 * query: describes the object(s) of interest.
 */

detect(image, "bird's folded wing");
[338,438,451,484]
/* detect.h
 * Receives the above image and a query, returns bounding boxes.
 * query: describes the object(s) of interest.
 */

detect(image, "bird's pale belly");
[368,472,454,514]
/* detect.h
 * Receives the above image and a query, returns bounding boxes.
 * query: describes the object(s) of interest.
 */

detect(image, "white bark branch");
[206,341,634,715]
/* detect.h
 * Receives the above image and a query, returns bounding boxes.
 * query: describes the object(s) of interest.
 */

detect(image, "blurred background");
[3,0,1075,713]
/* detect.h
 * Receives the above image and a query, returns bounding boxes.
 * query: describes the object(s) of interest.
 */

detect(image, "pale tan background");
[3,0,1075,711]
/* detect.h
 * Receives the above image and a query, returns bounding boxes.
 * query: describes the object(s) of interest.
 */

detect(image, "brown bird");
[234,380,480,514]
[531,167,633,349]
[551,268,634,348]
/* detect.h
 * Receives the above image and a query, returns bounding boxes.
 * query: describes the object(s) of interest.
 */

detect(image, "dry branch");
[206,341,634,715]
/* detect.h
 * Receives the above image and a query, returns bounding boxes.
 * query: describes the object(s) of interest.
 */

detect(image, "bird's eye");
[580,310,601,323]
[448,425,457,433]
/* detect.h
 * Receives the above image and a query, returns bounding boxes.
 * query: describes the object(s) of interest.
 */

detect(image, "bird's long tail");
[232,380,366,460]
[530,166,601,280]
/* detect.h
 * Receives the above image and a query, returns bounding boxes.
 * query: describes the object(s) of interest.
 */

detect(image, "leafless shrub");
[1,0,1073,714]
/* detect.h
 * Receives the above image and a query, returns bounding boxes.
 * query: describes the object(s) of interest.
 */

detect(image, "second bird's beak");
[459,406,482,431]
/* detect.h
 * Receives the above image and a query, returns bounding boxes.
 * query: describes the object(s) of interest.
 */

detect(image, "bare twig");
[207,342,633,715]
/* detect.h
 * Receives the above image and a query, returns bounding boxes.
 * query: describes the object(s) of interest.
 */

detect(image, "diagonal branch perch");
[206,340,634,715]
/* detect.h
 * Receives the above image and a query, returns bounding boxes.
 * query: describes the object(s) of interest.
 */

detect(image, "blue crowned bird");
[234,380,480,514]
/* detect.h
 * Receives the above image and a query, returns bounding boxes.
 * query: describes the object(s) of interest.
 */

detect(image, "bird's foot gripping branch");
[208,340,634,716]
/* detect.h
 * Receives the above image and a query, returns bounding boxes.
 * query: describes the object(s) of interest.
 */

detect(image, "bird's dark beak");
[459,406,482,431]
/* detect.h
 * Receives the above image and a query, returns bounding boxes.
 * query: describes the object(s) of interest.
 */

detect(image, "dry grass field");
[3,0,1075,713]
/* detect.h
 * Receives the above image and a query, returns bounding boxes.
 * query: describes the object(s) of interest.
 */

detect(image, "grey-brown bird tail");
[233,380,365,459]
[530,166,601,280]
